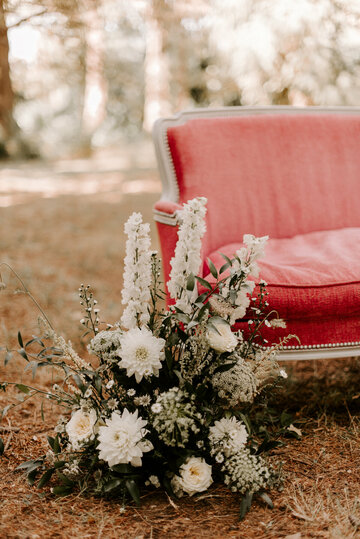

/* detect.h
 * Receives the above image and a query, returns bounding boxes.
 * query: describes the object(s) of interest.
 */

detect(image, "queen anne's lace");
[151,388,202,447]
[167,197,207,313]
[222,449,271,494]
[212,355,257,405]
[121,213,152,329]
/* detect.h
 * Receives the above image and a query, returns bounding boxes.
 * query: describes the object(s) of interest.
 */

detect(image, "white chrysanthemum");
[118,327,165,383]
[97,409,153,467]
[207,318,238,353]
[209,417,248,457]
[65,408,98,449]
[121,212,152,330]
[168,197,207,313]
[172,457,213,497]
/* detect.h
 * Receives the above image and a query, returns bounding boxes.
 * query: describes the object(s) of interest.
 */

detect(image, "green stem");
[0,262,53,330]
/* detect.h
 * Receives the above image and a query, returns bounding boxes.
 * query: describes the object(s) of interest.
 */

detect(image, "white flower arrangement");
[0,197,295,519]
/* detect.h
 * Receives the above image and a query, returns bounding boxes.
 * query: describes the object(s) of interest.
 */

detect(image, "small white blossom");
[270,318,287,329]
[107,398,118,410]
[106,380,115,390]
[84,387,92,399]
[149,475,161,488]
[151,403,162,413]
[127,388,136,397]
[280,369,288,379]
[134,395,151,407]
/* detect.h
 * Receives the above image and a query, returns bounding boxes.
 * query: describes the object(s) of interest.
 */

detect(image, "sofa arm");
[153,200,183,302]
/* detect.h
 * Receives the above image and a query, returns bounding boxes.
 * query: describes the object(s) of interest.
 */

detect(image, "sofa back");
[166,112,360,257]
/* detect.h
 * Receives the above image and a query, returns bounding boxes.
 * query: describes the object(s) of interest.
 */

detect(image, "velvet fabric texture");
[155,113,360,347]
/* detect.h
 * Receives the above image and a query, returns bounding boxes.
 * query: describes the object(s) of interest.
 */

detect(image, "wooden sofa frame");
[152,106,360,361]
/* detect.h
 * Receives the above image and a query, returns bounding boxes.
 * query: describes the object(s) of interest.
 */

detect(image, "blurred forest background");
[0,0,359,160]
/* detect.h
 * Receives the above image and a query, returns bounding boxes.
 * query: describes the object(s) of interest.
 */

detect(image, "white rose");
[175,457,213,496]
[207,318,238,353]
[65,408,98,449]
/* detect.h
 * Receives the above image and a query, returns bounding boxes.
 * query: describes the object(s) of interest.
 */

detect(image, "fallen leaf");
[288,424,302,437]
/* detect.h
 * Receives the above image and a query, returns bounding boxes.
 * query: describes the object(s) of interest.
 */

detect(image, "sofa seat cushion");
[204,227,360,321]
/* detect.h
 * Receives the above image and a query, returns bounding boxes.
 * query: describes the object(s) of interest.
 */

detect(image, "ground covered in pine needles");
[0,145,359,538]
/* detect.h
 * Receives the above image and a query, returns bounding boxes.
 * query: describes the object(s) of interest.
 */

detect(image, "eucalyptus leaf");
[219,261,231,274]
[15,384,30,394]
[103,478,123,493]
[0,437,4,456]
[17,348,29,361]
[17,331,24,348]
[257,491,274,509]
[56,471,74,487]
[220,253,233,266]
[195,276,212,290]
[38,468,55,488]
[52,485,73,496]
[126,479,141,506]
[207,258,218,279]
[239,490,253,520]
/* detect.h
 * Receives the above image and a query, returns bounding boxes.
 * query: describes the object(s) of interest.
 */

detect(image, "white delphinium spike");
[121,212,152,329]
[167,197,207,313]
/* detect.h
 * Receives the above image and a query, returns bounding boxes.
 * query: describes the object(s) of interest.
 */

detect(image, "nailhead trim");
[254,341,360,351]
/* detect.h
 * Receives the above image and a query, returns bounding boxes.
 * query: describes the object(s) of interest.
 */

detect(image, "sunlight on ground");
[0,142,161,207]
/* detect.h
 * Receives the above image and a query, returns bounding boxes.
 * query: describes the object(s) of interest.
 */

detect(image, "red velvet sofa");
[152,106,360,360]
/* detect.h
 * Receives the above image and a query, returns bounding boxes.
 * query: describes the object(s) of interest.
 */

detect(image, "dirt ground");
[0,142,359,538]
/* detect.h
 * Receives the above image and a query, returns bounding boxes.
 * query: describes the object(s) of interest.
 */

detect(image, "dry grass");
[0,149,360,538]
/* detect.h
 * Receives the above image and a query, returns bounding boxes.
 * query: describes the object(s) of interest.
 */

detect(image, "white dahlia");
[97,409,153,467]
[207,318,238,353]
[118,327,165,383]
[172,457,213,497]
[65,408,98,449]
[209,417,248,457]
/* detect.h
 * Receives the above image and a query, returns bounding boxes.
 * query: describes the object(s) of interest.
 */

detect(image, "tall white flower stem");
[121,213,152,330]
[167,197,207,314]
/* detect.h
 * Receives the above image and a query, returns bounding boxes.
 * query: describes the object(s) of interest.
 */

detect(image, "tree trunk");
[0,0,36,158]
[0,0,14,154]
[143,0,171,132]
[80,0,107,153]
